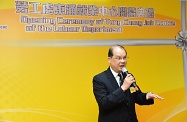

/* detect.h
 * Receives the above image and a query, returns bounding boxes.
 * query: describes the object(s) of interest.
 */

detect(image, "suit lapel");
[106,67,119,89]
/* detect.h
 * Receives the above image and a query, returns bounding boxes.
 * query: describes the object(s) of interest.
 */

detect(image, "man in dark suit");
[92,45,163,122]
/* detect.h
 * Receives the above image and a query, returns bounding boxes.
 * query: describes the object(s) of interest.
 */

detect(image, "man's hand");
[146,92,164,100]
[121,74,135,91]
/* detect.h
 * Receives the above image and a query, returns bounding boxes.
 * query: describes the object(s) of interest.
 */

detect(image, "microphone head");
[122,67,128,72]
[122,67,128,76]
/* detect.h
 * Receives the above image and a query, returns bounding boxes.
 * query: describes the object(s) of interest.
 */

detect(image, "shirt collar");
[110,67,119,78]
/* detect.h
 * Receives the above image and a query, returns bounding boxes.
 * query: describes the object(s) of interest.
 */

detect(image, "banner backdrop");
[0,0,181,41]
[0,0,186,122]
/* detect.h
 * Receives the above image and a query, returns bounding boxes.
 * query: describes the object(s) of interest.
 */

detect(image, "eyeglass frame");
[112,55,129,61]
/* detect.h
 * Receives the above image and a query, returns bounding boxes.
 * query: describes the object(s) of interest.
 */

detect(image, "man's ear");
[108,57,111,63]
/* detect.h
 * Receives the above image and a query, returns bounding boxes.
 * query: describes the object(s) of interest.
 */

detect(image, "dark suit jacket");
[93,67,154,122]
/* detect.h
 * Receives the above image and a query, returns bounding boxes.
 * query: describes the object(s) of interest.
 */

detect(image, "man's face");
[108,46,127,73]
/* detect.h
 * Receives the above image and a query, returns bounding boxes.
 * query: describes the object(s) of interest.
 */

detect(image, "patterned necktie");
[118,73,124,86]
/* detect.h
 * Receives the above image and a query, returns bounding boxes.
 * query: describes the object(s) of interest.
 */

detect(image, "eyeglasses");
[113,56,129,61]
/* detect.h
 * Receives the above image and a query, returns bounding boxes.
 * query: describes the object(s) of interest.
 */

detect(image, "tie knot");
[118,73,123,79]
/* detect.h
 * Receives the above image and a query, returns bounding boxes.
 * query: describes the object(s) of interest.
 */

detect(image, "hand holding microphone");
[121,67,139,91]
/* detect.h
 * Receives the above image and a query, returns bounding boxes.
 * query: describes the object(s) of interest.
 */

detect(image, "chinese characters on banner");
[15,1,176,33]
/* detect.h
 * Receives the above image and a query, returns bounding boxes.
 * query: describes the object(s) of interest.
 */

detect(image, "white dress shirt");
[110,67,121,87]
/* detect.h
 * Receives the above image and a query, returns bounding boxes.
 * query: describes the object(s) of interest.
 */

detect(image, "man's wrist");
[121,86,127,92]
[146,92,152,100]
[147,92,152,94]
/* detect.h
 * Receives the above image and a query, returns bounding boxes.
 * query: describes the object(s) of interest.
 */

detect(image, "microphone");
[122,67,139,91]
